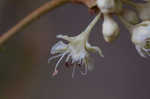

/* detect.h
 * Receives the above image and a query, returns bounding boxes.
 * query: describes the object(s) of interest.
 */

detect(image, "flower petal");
[72,64,77,78]
[51,41,67,54]
[86,42,104,57]
[135,45,147,58]
[57,34,74,42]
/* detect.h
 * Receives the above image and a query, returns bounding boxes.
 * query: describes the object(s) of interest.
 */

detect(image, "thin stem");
[82,12,101,37]
[0,0,69,47]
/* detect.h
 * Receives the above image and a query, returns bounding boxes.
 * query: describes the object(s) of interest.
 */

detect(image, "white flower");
[48,13,104,77]
[102,14,120,43]
[131,21,150,57]
[97,0,122,14]
[121,8,139,25]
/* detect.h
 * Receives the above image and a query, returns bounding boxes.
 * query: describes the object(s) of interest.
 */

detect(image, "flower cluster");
[49,0,150,77]
[96,0,150,57]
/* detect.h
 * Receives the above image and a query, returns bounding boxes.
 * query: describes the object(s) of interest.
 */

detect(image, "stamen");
[53,51,68,76]
[52,70,58,76]
[80,60,88,75]
[57,35,73,42]
[77,59,82,67]
[72,64,76,78]
[48,54,63,63]
[71,59,76,64]
[65,54,71,62]
[80,65,88,75]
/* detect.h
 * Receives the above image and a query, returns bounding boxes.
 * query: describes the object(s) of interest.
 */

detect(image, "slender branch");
[0,0,69,46]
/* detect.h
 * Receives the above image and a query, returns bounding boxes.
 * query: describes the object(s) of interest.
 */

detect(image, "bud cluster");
[96,0,150,57]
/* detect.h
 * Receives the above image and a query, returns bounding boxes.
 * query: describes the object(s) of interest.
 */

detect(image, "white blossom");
[48,13,104,77]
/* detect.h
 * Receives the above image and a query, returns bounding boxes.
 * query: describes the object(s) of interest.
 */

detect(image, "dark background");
[0,0,150,99]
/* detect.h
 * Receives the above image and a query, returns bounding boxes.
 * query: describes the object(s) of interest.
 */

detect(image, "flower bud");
[102,14,120,43]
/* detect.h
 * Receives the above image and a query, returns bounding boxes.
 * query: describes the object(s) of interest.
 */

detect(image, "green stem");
[82,12,101,38]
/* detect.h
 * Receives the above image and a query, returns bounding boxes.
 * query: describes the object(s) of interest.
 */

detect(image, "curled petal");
[80,59,88,76]
[136,46,147,58]
[86,43,104,57]
[57,34,74,42]
[65,54,71,62]
[51,41,67,54]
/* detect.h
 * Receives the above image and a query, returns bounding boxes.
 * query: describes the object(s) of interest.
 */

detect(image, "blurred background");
[0,0,150,99]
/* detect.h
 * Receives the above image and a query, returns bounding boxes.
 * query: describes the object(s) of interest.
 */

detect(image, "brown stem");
[0,0,69,46]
